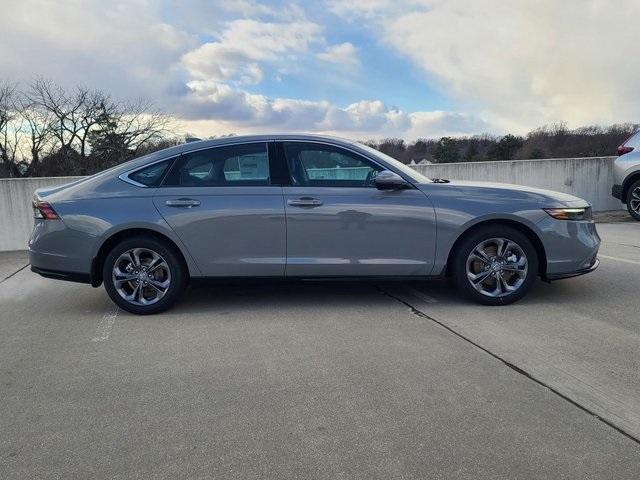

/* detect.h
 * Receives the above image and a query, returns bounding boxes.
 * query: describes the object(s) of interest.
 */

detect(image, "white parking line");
[598,254,640,267]
[92,308,118,342]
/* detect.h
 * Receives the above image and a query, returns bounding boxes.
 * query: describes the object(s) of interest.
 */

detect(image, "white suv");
[612,131,640,220]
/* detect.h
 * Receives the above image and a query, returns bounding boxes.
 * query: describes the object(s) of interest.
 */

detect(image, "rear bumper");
[544,258,599,281]
[612,184,623,201]
[30,265,91,284]
[28,218,96,280]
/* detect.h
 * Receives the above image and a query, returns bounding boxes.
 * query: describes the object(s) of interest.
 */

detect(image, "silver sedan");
[29,134,600,314]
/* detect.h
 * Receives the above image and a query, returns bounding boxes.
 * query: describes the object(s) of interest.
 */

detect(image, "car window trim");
[268,141,291,186]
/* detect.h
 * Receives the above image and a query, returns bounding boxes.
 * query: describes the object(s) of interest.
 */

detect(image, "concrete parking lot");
[1,222,640,479]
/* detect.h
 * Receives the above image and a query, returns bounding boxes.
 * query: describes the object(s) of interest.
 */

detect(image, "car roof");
[120,134,358,168]
[175,133,357,154]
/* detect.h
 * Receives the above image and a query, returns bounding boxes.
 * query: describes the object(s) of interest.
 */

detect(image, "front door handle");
[287,197,323,207]
[165,198,201,208]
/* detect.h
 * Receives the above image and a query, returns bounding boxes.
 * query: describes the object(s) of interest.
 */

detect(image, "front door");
[279,141,437,277]
[153,142,286,277]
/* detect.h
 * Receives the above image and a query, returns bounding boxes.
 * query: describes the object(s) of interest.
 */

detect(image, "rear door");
[153,142,286,277]
[279,141,437,277]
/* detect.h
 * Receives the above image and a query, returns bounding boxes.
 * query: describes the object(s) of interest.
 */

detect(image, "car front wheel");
[103,236,187,315]
[452,225,538,305]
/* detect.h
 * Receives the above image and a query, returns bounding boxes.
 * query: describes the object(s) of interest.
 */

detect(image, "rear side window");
[164,143,270,187]
[128,159,173,186]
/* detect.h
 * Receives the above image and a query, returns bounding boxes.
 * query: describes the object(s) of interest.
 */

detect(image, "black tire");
[103,236,187,315]
[451,225,539,306]
[625,179,640,221]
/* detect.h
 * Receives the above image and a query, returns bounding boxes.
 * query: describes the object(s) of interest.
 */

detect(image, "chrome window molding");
[118,173,151,188]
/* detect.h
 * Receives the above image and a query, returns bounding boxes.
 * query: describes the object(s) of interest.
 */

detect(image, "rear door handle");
[287,197,323,207]
[165,198,201,208]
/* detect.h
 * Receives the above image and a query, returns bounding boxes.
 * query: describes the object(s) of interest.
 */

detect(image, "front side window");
[283,142,381,187]
[164,143,270,187]
[128,158,173,186]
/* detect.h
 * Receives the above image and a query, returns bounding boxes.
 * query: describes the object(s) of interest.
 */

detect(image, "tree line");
[0,78,638,178]
[363,123,639,165]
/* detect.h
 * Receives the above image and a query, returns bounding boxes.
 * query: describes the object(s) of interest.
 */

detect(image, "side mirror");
[374,170,410,190]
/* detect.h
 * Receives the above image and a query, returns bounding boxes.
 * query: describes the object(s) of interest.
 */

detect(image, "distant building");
[409,158,433,165]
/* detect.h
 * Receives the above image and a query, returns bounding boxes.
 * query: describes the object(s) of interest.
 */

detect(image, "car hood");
[420,180,590,207]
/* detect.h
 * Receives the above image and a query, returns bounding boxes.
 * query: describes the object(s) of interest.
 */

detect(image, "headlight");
[543,207,591,221]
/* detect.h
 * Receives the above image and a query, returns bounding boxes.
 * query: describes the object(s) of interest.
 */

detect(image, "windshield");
[624,130,640,149]
[354,142,432,183]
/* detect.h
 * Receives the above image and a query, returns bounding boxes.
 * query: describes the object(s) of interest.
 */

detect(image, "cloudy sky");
[1,0,638,139]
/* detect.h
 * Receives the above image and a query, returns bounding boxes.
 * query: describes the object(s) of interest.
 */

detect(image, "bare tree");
[87,98,172,172]
[26,77,114,157]
[104,99,171,154]
[18,97,56,175]
[0,81,22,177]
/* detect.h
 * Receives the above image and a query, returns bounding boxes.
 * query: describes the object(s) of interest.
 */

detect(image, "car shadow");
[150,276,592,318]
[168,279,441,316]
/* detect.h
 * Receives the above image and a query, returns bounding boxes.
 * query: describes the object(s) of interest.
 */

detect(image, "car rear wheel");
[103,236,187,315]
[625,180,640,221]
[452,225,538,305]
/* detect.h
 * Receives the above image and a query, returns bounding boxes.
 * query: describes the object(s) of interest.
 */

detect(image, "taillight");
[33,201,59,220]
[617,131,637,156]
[617,145,634,156]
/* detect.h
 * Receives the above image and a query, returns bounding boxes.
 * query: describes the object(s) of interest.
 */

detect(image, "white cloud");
[0,0,196,99]
[178,80,488,138]
[317,43,359,66]
[327,0,424,20]
[181,19,323,84]
[407,111,491,138]
[330,0,640,132]
[321,100,409,131]
[218,0,276,17]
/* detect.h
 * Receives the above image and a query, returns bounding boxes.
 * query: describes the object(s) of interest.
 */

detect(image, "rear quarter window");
[128,159,173,186]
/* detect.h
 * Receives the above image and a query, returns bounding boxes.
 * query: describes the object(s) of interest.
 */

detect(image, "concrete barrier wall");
[0,156,620,252]
[0,176,83,252]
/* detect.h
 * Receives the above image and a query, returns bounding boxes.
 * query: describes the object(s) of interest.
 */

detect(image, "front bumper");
[612,184,623,201]
[536,214,600,278]
[544,258,599,281]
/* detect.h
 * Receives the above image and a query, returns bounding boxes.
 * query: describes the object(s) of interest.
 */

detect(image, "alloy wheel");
[112,248,171,306]
[465,237,528,298]
[630,186,640,215]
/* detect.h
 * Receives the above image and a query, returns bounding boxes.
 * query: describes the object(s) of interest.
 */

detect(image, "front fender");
[427,193,548,275]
